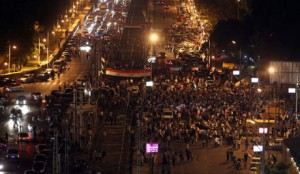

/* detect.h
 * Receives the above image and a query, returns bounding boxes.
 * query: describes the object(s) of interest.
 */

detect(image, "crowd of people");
[124,1,300,174]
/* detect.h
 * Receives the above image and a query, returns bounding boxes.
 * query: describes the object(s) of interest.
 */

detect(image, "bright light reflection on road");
[14,105,30,115]
[6,119,15,130]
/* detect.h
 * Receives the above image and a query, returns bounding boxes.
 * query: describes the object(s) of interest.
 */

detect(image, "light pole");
[149,33,158,81]
[232,40,242,72]
[8,43,17,73]
[237,0,240,20]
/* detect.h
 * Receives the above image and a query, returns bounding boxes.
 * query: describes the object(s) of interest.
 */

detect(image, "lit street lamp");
[232,40,242,72]
[8,43,17,73]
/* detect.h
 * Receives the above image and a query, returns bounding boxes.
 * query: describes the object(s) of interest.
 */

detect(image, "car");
[269,138,283,150]
[17,132,30,143]
[32,161,46,173]
[35,72,49,81]
[34,154,47,166]
[36,144,48,154]
[0,78,15,87]
[31,92,42,101]
[6,148,20,160]
[3,85,24,92]
[16,95,26,105]
[10,107,22,119]
[19,74,35,83]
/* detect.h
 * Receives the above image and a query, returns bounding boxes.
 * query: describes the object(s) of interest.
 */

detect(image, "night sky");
[1,0,300,61]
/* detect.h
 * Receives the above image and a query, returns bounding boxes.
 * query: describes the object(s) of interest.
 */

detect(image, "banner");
[106,68,151,77]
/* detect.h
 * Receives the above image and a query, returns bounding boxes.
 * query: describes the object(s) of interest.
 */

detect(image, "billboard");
[146,143,159,153]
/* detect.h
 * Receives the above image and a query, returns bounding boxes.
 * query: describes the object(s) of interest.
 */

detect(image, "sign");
[233,70,240,75]
[253,145,263,152]
[251,78,259,83]
[146,81,154,87]
[288,88,296,94]
[259,127,268,134]
[146,143,159,153]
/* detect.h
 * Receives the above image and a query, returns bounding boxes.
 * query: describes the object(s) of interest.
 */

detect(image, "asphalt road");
[0,45,96,173]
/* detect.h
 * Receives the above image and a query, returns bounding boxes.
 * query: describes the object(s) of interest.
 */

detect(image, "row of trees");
[0,0,70,60]
[196,0,300,66]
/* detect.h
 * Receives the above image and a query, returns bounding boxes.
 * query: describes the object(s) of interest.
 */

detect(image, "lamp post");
[8,43,17,73]
[237,0,240,20]
[232,40,242,72]
[149,33,158,81]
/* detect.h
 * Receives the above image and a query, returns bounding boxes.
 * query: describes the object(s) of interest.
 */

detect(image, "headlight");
[23,100,26,104]
[0,164,4,169]
[16,100,19,104]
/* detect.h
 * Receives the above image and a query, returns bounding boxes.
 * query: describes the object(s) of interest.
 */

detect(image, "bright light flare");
[268,67,275,74]
[150,33,158,42]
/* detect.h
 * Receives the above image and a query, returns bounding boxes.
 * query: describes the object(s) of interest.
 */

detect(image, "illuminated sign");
[146,143,159,153]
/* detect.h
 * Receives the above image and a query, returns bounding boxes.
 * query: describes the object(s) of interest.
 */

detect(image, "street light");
[237,0,240,20]
[232,40,242,72]
[149,33,159,81]
[8,43,17,73]
[149,33,158,56]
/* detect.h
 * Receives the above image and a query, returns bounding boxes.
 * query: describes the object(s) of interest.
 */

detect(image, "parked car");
[35,72,49,81]
[6,148,20,160]
[19,74,35,83]
[16,95,26,105]
[0,78,15,87]
[17,132,30,143]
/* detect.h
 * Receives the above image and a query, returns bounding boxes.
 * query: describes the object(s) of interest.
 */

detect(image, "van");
[162,108,173,119]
